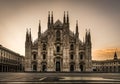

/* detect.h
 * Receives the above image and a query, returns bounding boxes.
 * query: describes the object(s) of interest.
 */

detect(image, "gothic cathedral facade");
[25,12,92,72]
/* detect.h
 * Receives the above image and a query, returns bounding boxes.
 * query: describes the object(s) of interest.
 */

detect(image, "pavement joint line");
[39,77,47,81]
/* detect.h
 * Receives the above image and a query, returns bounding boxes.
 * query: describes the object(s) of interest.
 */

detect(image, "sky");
[0,0,120,60]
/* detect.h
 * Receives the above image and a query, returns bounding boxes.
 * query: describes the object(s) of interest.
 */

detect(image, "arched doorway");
[70,65,74,72]
[56,61,61,71]
[33,64,37,71]
[80,65,83,72]
[42,65,46,72]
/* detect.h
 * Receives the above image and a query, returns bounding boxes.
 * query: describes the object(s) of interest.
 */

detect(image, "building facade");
[92,52,120,72]
[0,12,120,72]
[0,45,24,72]
[25,12,92,72]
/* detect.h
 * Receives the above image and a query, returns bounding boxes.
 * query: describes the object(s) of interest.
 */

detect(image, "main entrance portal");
[80,65,83,72]
[56,62,61,71]
[70,65,74,72]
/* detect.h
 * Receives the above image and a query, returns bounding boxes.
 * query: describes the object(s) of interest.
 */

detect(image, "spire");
[26,28,32,44]
[38,20,41,36]
[48,11,50,29]
[75,20,79,40]
[26,28,29,42]
[85,29,91,46]
[67,11,69,23]
[88,29,91,43]
[85,29,91,43]
[114,50,118,60]
[51,11,53,24]
[38,20,41,40]
[29,28,32,42]
[76,20,78,34]
[48,11,50,24]
[63,11,66,24]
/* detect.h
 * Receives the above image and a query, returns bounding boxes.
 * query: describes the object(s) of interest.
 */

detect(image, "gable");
[54,19,63,27]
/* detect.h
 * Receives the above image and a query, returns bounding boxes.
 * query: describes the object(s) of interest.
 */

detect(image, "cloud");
[93,48,120,60]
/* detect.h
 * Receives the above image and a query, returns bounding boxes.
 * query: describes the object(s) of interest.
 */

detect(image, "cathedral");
[25,11,92,72]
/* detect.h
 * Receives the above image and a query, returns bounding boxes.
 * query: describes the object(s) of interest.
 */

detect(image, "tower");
[85,29,92,71]
[63,11,69,32]
[75,20,80,71]
[25,28,32,71]
[37,20,42,71]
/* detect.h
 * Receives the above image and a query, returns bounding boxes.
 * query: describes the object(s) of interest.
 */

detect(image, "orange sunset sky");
[0,0,120,60]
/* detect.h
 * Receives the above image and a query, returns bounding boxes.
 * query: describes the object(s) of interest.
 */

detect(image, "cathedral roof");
[69,30,74,37]
[41,30,48,38]
[33,30,48,47]
[54,19,63,27]
[33,29,83,47]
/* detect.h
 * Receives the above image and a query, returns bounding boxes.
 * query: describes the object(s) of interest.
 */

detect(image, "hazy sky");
[0,0,120,60]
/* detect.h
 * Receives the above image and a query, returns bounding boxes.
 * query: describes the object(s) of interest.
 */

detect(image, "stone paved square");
[0,72,120,84]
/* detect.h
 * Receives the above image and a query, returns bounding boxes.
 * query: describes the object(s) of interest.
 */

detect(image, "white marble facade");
[25,12,92,72]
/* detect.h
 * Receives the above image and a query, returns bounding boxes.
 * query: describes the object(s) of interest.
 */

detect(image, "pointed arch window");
[80,52,83,60]
[70,64,74,72]
[56,30,60,41]
[70,44,74,50]
[56,46,60,52]
[43,44,46,50]
[80,64,84,71]
[42,65,47,72]
[43,54,46,60]
[33,54,36,60]
[33,64,37,71]
[70,54,74,60]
